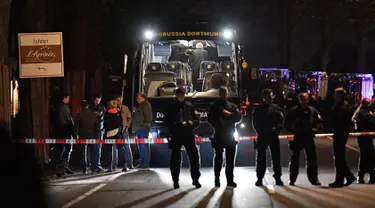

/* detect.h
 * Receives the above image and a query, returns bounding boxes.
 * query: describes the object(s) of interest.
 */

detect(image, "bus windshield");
[138,39,239,98]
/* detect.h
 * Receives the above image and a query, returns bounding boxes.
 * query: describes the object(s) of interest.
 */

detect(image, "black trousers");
[256,136,282,179]
[289,136,318,182]
[170,137,201,183]
[332,134,354,181]
[214,143,237,183]
[75,143,96,172]
[357,136,375,178]
[52,143,72,167]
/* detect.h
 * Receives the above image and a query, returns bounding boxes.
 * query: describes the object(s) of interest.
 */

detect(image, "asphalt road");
[44,136,375,208]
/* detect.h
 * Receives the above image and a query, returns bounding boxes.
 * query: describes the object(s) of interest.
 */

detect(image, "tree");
[310,0,350,71]
[347,0,375,72]
[278,0,313,68]
[0,0,12,131]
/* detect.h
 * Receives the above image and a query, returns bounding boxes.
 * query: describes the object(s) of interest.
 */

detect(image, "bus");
[130,22,249,138]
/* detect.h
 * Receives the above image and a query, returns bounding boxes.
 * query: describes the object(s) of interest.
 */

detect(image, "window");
[140,40,238,98]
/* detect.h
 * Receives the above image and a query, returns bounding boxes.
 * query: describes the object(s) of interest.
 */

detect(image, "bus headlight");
[223,29,233,39]
[144,30,155,40]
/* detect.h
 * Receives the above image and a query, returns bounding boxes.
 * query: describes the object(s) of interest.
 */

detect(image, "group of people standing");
[52,92,153,176]
[165,86,241,189]
[253,87,375,188]
[52,85,375,190]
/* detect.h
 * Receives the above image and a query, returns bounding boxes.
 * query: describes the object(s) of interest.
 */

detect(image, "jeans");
[110,131,132,168]
[93,129,103,169]
[78,144,96,172]
[123,131,134,168]
[137,128,150,168]
[112,144,118,168]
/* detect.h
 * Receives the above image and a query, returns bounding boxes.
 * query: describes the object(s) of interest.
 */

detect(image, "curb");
[43,169,138,183]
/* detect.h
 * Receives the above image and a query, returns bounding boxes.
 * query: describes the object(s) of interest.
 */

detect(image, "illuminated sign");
[158,32,222,37]
[242,61,248,69]
[198,112,208,118]
[156,112,165,119]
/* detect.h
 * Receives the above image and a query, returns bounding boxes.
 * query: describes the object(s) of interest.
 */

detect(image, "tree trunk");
[17,0,50,163]
[0,0,12,131]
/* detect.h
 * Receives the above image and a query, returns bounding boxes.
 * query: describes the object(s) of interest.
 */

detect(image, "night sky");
[103,0,375,73]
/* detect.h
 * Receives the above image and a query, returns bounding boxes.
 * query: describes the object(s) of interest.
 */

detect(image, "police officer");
[352,98,375,184]
[208,86,241,187]
[253,89,284,186]
[165,88,201,189]
[285,92,321,186]
[329,87,356,187]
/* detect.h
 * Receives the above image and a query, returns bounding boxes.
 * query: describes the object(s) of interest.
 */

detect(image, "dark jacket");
[55,102,74,138]
[92,103,106,130]
[133,101,153,133]
[75,108,99,139]
[208,99,241,141]
[165,99,199,139]
[189,48,209,71]
[332,101,353,135]
[353,109,375,132]
[253,103,284,137]
[104,108,122,138]
[285,105,321,137]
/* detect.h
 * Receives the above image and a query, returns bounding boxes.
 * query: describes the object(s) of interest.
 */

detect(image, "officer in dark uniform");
[329,87,356,187]
[352,98,375,184]
[208,86,242,188]
[285,92,321,186]
[253,89,284,186]
[165,88,201,189]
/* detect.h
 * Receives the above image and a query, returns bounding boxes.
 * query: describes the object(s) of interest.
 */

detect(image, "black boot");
[215,176,221,187]
[329,180,344,188]
[310,180,321,186]
[275,178,284,186]
[357,176,365,184]
[193,180,201,188]
[173,182,180,189]
[309,177,321,186]
[255,179,263,186]
[227,181,237,188]
[345,175,356,186]
[65,166,74,174]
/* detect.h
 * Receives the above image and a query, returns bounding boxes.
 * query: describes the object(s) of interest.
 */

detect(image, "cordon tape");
[14,132,375,144]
